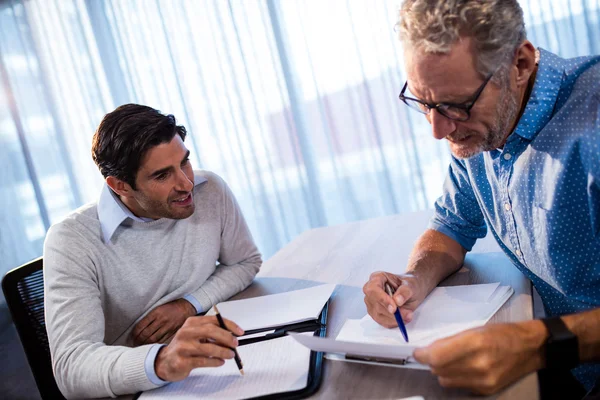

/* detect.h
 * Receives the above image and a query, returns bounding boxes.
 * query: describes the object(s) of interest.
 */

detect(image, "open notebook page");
[337,283,513,347]
[207,283,336,331]
[139,335,311,400]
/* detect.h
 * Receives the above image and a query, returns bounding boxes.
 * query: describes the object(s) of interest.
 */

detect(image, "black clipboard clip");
[345,353,409,366]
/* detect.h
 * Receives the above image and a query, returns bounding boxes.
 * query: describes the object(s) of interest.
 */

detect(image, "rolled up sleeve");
[428,156,487,251]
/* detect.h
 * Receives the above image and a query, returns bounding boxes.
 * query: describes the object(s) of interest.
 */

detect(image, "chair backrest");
[2,257,65,400]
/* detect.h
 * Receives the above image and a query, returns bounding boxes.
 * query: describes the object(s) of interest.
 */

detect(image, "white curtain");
[1,0,599,289]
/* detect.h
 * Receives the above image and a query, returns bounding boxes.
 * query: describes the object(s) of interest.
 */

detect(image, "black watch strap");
[541,316,579,370]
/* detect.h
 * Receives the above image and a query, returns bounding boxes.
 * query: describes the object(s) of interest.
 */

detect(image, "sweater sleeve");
[190,176,262,311]
[43,222,164,399]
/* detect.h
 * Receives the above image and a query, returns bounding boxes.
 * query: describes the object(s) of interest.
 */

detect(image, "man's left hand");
[413,321,548,395]
[132,299,197,346]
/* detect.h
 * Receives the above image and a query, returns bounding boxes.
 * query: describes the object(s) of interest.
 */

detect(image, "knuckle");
[369,271,384,280]
[480,376,499,395]
[475,354,491,372]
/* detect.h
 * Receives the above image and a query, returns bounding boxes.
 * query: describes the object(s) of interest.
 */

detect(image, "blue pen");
[384,282,409,342]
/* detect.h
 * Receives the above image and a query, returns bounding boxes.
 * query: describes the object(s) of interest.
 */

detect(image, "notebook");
[207,283,336,332]
[139,335,312,400]
[292,282,513,369]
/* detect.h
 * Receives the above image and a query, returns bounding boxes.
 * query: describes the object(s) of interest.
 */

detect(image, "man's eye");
[156,173,168,181]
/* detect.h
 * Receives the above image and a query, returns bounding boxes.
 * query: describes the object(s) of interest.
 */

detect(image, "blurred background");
[1,0,599,398]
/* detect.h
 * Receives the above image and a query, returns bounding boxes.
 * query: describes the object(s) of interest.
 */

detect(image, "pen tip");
[240,369,245,376]
[214,305,220,313]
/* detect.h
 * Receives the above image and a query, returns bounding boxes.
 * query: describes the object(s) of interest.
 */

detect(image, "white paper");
[337,283,514,347]
[292,283,513,371]
[140,335,311,400]
[291,333,417,362]
[209,283,336,331]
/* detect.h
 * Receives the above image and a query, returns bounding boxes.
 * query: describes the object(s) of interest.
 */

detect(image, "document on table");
[292,283,513,369]
[139,335,311,400]
[207,283,336,331]
[338,282,514,347]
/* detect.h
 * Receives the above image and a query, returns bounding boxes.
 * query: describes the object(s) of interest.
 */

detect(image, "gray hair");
[398,0,527,82]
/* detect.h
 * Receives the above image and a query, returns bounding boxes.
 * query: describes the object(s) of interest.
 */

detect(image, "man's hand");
[154,315,244,381]
[363,271,426,328]
[413,320,548,395]
[132,298,197,346]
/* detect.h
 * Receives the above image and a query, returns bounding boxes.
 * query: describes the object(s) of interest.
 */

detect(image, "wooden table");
[238,210,539,399]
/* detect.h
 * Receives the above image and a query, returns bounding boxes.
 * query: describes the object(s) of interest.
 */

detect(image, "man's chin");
[168,204,195,220]
[449,143,484,159]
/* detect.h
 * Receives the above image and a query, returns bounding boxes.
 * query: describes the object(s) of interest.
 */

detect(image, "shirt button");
[503,153,512,160]
[504,203,511,211]
[515,249,522,257]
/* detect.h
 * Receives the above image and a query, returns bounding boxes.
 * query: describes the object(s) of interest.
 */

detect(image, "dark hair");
[92,104,187,189]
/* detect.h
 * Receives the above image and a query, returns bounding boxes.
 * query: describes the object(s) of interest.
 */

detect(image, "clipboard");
[290,333,428,371]
[134,301,328,400]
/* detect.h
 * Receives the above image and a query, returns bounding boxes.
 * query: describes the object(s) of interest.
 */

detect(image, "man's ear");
[106,176,135,198]
[513,40,537,89]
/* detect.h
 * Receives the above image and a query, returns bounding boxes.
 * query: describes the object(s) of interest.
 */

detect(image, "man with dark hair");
[44,104,262,398]
[363,0,600,397]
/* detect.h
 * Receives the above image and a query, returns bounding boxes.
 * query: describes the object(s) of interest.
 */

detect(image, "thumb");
[413,346,431,365]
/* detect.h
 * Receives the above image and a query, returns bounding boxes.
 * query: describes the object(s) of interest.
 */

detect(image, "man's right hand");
[154,315,244,381]
[363,271,426,328]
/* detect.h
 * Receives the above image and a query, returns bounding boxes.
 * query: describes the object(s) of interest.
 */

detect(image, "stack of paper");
[207,283,336,331]
[292,283,513,369]
[338,282,513,347]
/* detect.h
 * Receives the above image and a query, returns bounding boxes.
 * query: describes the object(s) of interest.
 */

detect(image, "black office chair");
[2,257,65,400]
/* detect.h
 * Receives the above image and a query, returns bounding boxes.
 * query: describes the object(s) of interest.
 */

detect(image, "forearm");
[191,254,261,310]
[563,307,600,363]
[406,229,467,297]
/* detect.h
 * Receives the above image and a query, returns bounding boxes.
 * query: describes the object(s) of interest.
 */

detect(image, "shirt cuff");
[183,294,203,315]
[428,220,477,251]
[144,344,169,386]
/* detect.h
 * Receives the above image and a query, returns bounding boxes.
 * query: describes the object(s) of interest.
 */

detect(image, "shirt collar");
[512,48,565,141]
[97,172,208,244]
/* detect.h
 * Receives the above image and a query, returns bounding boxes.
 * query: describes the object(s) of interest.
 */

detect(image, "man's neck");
[508,64,538,136]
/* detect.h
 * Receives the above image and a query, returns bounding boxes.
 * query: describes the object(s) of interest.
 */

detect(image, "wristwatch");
[541,316,579,369]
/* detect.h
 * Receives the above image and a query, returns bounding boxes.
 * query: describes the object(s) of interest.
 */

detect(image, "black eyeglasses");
[398,71,496,122]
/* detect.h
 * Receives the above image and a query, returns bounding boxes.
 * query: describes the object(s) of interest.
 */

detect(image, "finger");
[136,320,164,345]
[196,342,236,360]
[375,312,399,328]
[414,332,476,368]
[132,312,157,339]
[182,320,240,349]
[155,327,176,345]
[187,315,245,336]
[363,279,397,314]
[399,308,414,323]
[221,317,244,336]
[364,295,397,324]
[393,284,415,308]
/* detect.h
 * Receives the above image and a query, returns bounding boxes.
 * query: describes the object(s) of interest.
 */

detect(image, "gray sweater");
[43,171,262,399]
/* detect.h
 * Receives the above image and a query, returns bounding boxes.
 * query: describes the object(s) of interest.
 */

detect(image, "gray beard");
[451,86,519,159]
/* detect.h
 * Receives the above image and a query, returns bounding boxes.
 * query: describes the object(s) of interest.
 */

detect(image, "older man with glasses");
[363,0,600,398]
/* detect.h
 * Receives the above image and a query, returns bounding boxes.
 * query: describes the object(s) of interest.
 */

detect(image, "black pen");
[214,305,244,375]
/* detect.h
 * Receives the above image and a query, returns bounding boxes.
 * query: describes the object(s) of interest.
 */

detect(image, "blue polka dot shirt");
[428,48,600,389]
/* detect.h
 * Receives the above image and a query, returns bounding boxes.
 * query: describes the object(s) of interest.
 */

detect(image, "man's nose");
[175,169,193,192]
[429,109,457,140]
